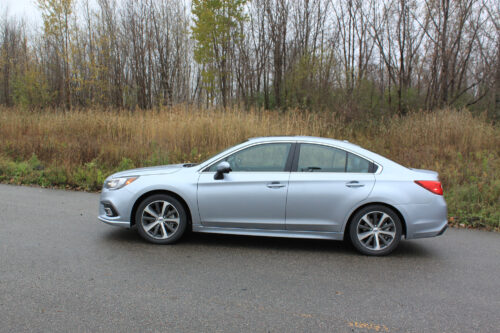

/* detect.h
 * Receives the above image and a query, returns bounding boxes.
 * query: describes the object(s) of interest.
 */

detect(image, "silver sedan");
[98,136,448,255]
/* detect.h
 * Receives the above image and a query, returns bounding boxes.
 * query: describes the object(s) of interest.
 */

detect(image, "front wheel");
[136,194,187,244]
[349,205,402,256]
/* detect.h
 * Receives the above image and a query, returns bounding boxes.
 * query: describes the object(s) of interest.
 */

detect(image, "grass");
[0,106,498,230]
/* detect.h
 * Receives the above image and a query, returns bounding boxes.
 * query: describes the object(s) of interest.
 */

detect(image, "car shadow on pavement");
[102,227,144,243]
[186,232,353,253]
[102,228,435,258]
[390,240,435,258]
[102,227,354,253]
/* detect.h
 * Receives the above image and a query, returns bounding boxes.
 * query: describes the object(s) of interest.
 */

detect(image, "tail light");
[415,181,443,195]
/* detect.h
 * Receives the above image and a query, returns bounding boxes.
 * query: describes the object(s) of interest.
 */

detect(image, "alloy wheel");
[141,200,180,240]
[356,211,396,251]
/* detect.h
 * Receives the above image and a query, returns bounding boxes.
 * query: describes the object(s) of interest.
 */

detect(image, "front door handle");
[346,181,365,188]
[267,181,286,189]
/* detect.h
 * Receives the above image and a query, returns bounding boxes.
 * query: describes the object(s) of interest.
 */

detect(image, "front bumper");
[98,186,134,229]
[98,215,131,228]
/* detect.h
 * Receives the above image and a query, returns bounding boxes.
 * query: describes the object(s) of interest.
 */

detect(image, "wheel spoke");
[164,223,175,232]
[365,234,374,246]
[160,202,168,217]
[144,206,158,218]
[361,215,375,229]
[152,223,160,235]
[160,223,168,239]
[379,235,389,245]
[144,221,159,232]
[164,217,179,225]
[358,231,374,241]
[374,234,381,250]
[379,230,395,238]
[358,224,371,231]
[377,213,389,227]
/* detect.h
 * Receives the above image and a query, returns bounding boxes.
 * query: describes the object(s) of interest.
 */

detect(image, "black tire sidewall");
[135,194,187,244]
[349,205,402,256]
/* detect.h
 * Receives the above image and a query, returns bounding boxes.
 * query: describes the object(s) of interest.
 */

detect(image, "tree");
[192,0,247,108]
[0,0,498,115]
[37,0,74,109]
[265,0,289,109]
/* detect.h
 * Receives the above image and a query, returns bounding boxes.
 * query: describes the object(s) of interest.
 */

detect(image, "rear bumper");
[436,223,448,236]
[409,219,449,239]
[396,197,448,239]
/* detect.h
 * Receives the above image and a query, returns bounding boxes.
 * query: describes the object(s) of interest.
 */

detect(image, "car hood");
[110,164,185,178]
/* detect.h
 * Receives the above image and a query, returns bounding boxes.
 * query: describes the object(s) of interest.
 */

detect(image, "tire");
[349,205,402,256]
[135,194,188,244]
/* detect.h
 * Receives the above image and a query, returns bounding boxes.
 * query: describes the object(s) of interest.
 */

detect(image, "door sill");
[192,225,344,241]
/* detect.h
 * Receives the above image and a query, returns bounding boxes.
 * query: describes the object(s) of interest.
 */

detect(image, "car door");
[286,143,376,232]
[197,142,294,230]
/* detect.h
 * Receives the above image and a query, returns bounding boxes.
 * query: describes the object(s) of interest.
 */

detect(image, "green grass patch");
[0,155,127,191]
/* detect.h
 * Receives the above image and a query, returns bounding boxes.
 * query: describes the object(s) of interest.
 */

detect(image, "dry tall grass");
[1,106,499,228]
[1,106,497,169]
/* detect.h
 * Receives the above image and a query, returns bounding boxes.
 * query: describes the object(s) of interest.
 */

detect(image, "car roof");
[248,136,358,148]
[246,136,400,171]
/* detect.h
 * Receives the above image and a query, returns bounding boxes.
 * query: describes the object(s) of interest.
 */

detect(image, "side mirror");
[214,161,231,180]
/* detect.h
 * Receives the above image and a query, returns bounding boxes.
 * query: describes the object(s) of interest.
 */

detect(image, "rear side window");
[297,144,346,172]
[346,152,371,173]
[296,143,375,173]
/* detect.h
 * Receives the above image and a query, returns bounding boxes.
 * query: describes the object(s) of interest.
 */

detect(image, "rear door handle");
[346,181,365,188]
[267,181,286,189]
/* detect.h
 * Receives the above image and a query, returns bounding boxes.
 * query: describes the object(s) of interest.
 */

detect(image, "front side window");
[208,143,292,172]
[296,143,373,173]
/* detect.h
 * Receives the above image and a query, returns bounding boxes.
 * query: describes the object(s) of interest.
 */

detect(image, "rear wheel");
[136,194,187,244]
[349,205,402,256]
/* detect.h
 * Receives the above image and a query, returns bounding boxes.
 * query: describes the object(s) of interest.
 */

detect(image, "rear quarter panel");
[342,165,447,238]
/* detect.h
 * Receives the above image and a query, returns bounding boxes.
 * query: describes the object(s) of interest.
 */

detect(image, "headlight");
[104,176,138,190]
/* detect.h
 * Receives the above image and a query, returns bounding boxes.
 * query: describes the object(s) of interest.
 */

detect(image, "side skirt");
[192,225,344,241]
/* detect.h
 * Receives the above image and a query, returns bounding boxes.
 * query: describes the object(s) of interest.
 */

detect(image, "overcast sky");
[1,0,41,22]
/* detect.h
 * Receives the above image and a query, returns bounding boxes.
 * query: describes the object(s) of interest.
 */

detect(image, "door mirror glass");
[214,161,231,179]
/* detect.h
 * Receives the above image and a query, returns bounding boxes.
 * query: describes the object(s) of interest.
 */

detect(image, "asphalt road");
[1,184,499,332]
